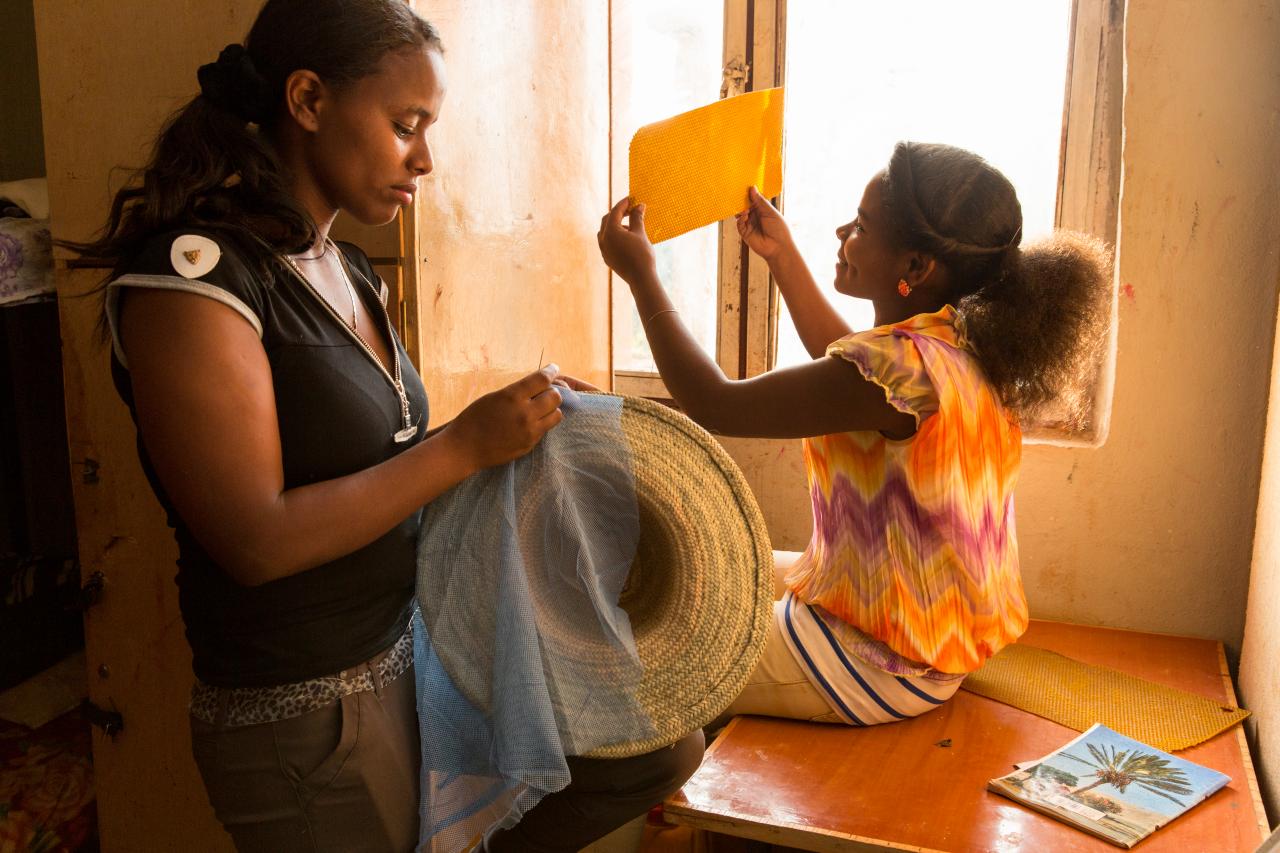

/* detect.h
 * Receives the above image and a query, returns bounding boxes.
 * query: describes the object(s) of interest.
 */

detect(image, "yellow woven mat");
[628,87,784,244]
[960,643,1249,751]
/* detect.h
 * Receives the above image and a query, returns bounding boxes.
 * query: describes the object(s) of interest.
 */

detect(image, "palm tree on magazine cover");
[1061,742,1194,806]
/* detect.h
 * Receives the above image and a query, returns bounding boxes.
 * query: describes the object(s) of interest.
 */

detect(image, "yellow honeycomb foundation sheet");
[628,87,784,244]
[960,643,1249,752]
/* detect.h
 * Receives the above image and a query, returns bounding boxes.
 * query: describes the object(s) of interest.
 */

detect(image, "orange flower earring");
[897,278,912,297]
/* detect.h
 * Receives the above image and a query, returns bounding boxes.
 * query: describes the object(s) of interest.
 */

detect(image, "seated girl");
[597,141,1110,726]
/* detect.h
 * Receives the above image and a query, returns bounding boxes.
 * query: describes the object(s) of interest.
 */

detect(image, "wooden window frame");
[1035,0,1124,447]
[612,0,783,396]
[612,0,1124,449]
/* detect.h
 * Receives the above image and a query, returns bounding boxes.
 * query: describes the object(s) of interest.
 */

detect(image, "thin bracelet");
[644,308,678,325]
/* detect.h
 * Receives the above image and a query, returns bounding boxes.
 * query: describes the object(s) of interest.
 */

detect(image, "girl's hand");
[597,198,658,286]
[735,186,795,262]
[445,365,564,471]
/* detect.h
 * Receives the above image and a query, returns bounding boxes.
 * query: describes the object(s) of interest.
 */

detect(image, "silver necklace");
[289,244,359,332]
[333,253,360,332]
[282,242,418,443]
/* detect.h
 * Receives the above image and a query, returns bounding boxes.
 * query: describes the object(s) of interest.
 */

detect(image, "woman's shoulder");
[106,228,276,369]
[117,227,268,289]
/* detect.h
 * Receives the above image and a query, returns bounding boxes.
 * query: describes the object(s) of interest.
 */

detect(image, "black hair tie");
[197,44,272,125]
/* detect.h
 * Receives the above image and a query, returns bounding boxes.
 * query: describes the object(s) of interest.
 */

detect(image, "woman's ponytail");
[196,44,273,126]
[65,0,443,275]
[66,43,314,276]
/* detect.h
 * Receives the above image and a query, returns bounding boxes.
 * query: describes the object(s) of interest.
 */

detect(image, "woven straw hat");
[592,395,773,756]
[420,394,774,759]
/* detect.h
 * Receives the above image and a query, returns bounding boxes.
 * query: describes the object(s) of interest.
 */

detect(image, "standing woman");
[599,142,1111,729]
[71,1,699,850]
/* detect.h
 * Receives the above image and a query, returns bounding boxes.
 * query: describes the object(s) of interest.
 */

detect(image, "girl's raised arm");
[598,199,913,440]
[737,187,852,358]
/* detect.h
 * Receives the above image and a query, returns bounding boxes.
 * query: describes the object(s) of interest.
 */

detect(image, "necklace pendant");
[394,424,419,443]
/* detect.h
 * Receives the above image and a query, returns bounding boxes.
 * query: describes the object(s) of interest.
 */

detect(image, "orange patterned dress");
[785,306,1027,677]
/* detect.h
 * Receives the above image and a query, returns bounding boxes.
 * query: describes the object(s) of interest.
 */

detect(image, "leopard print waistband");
[189,621,414,728]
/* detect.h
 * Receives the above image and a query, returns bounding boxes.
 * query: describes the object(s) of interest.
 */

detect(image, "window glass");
[777,1,1072,366]
[611,1,724,373]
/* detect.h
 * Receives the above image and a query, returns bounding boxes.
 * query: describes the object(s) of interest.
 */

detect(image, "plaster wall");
[727,0,1280,656]
[414,0,611,423]
[1017,0,1280,651]
[1242,302,1280,825]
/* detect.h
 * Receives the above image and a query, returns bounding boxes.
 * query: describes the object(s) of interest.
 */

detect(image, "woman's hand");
[444,365,564,471]
[735,186,796,262]
[597,198,657,286]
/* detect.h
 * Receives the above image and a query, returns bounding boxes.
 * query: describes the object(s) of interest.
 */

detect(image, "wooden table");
[664,621,1268,852]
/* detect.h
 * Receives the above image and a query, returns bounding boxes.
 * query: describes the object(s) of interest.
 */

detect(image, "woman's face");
[832,174,908,300]
[309,45,447,226]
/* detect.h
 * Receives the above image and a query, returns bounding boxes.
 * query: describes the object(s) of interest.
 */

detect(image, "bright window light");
[777,1,1072,367]
[612,1,723,373]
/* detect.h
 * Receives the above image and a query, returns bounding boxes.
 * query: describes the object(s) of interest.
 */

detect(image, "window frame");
[612,0,1123,447]
[611,0,783,394]
[1037,0,1124,446]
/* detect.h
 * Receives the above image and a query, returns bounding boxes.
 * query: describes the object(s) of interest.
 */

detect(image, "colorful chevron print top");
[784,306,1027,675]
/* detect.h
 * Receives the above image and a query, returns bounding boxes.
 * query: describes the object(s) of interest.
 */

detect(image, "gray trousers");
[191,655,704,852]
[191,651,421,852]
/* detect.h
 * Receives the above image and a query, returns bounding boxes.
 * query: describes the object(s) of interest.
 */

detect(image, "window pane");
[776,1,1072,367]
[611,1,723,373]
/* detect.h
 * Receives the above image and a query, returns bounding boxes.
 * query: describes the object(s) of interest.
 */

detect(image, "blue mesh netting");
[413,391,653,851]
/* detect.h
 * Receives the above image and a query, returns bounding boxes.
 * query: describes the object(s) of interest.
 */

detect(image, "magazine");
[988,724,1231,848]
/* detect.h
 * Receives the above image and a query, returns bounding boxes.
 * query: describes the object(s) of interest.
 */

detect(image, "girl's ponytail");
[882,142,1112,427]
[957,233,1112,427]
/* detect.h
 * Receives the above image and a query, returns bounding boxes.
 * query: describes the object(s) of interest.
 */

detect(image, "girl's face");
[308,45,447,225]
[832,174,908,300]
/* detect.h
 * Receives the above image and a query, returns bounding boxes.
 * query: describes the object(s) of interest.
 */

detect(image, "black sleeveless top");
[107,230,429,687]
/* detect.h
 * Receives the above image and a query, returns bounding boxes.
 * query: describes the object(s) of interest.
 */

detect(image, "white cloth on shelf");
[0,178,50,220]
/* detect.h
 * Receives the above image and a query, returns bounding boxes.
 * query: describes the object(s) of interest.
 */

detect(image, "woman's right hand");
[735,186,796,262]
[445,364,565,472]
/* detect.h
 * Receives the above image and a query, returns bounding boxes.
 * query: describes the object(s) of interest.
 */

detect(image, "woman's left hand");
[597,198,657,286]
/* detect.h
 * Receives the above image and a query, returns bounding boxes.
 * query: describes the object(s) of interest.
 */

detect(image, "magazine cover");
[988,724,1231,848]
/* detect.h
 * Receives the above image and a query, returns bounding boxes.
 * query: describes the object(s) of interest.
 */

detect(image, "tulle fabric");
[413,391,652,851]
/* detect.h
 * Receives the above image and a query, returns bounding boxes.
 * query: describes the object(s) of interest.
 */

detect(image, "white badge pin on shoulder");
[170,234,221,279]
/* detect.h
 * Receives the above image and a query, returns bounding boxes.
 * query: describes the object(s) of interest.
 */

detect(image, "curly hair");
[880,142,1113,428]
